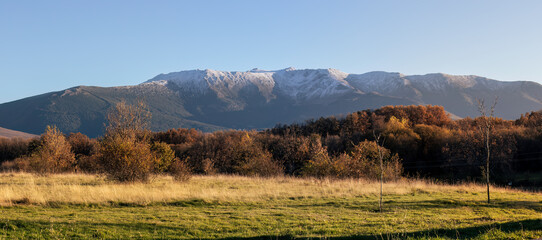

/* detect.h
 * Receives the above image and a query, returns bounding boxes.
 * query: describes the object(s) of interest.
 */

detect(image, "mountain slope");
[0,84,225,137]
[346,71,542,119]
[1,68,542,137]
[0,127,38,139]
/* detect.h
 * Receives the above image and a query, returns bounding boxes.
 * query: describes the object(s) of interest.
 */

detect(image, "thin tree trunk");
[377,137,384,212]
[477,97,497,205]
[486,130,490,204]
[379,149,383,212]
[374,132,384,212]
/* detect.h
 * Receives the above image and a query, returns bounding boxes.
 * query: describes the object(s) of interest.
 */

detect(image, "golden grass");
[0,172,535,206]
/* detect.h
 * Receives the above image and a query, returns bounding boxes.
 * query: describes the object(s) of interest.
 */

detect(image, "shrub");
[97,134,155,182]
[153,128,202,145]
[230,133,283,177]
[257,134,315,176]
[150,141,176,173]
[0,137,32,164]
[97,100,156,182]
[67,132,96,157]
[234,150,283,177]
[200,158,216,175]
[13,126,76,174]
[186,131,283,177]
[300,151,334,178]
[345,140,402,180]
[0,159,19,171]
[169,158,191,181]
[76,155,101,173]
[300,135,334,178]
[300,140,402,180]
[329,153,353,178]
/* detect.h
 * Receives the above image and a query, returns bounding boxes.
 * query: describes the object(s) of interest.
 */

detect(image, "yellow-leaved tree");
[15,125,76,174]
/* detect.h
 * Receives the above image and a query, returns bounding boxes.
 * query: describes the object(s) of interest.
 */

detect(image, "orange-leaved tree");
[97,100,156,182]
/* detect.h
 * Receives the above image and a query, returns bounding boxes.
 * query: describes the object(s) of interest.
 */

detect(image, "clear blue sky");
[1,0,542,103]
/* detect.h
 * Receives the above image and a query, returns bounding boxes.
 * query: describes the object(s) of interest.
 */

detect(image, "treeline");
[1,104,541,186]
[153,129,401,180]
[270,105,542,186]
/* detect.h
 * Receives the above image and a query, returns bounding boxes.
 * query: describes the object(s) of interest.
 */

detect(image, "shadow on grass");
[7,195,542,212]
[0,219,185,238]
[379,199,542,211]
[1,218,540,239]
[208,219,542,240]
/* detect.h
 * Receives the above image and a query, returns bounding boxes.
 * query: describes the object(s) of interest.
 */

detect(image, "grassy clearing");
[0,173,541,239]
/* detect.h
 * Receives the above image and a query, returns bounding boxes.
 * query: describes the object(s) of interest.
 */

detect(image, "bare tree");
[373,130,385,212]
[476,97,498,204]
[105,100,151,139]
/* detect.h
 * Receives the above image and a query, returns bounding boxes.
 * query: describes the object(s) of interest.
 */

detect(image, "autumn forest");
[1,104,540,189]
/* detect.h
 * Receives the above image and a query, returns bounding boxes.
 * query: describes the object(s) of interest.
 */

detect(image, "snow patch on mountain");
[147,70,211,93]
[406,73,475,90]
[145,68,356,102]
[272,68,353,100]
[140,80,168,86]
[346,71,407,94]
[144,68,529,106]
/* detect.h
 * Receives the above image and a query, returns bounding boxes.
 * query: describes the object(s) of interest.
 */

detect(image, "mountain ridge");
[1,68,541,137]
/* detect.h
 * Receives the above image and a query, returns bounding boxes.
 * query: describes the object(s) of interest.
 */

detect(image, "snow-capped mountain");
[146,68,520,101]
[145,68,541,119]
[1,68,541,137]
[145,68,355,104]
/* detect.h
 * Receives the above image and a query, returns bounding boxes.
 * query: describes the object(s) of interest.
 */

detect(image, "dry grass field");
[0,173,541,239]
[0,173,514,205]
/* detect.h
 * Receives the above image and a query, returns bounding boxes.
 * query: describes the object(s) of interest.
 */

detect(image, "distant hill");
[0,84,225,138]
[0,127,38,139]
[1,68,542,137]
